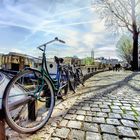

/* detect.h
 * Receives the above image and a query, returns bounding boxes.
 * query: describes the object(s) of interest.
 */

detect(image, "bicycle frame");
[39,45,68,95]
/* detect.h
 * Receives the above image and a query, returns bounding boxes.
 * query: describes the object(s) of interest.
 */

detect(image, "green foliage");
[83,57,94,65]
[116,35,133,65]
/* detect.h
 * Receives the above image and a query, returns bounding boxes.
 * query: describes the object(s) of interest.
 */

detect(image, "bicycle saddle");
[54,56,64,64]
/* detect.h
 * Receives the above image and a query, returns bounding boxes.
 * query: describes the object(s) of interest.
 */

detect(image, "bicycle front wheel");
[3,69,55,133]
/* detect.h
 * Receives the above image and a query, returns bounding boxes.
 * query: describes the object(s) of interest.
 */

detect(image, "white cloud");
[94,45,118,59]
[91,20,106,33]
[0,0,119,59]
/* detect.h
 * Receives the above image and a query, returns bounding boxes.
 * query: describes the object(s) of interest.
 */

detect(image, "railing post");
[0,110,5,140]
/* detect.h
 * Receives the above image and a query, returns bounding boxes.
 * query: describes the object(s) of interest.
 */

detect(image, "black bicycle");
[73,65,84,87]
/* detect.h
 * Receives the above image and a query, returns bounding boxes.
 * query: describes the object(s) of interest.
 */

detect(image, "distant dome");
[73,55,78,58]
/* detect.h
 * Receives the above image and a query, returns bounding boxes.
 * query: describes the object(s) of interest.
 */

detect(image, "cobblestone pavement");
[7,71,140,140]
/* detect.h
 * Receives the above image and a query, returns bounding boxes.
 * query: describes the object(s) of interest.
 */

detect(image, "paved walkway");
[7,71,140,140]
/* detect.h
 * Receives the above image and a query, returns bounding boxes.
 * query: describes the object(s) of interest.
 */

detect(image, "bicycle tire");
[77,68,84,85]
[58,69,69,97]
[3,69,55,133]
[68,70,76,92]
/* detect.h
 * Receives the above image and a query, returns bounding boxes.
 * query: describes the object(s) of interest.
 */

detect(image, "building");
[63,57,81,66]
[107,58,119,66]
[1,52,60,76]
[0,53,3,69]
[91,49,94,59]
[95,57,118,66]
[2,52,41,71]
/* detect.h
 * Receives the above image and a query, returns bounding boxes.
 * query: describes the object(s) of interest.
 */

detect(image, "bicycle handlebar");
[37,37,65,52]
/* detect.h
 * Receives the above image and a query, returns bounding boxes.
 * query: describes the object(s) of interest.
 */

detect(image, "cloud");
[0,0,119,59]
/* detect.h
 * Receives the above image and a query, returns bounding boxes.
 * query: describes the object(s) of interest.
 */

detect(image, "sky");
[0,0,120,59]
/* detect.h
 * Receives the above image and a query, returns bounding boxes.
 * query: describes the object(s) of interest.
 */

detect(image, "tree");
[116,35,133,65]
[83,57,94,65]
[92,0,140,70]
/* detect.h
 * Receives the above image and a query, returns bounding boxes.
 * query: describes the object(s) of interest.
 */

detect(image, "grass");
[121,108,126,114]
[131,107,139,116]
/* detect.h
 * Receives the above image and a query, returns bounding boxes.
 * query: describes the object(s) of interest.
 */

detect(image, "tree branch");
[104,1,133,33]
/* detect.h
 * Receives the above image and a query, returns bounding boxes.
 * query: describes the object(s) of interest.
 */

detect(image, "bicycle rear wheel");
[58,70,69,98]
[68,70,76,92]
[3,69,55,133]
[77,68,84,86]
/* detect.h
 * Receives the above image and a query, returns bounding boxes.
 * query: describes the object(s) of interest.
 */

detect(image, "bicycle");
[72,65,84,87]
[62,64,76,93]
[2,37,73,133]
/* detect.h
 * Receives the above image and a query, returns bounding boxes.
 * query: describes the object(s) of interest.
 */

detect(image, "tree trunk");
[132,31,139,71]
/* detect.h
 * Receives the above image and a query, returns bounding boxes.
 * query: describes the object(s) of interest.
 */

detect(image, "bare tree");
[116,35,133,65]
[92,0,140,70]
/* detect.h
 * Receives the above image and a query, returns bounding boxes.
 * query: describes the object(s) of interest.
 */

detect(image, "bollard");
[0,110,5,140]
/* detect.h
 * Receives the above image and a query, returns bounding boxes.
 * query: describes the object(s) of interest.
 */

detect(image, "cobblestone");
[125,111,137,115]
[52,127,70,139]
[50,137,61,140]
[67,120,82,129]
[136,116,140,121]
[86,111,96,116]
[7,71,140,140]
[64,114,77,120]
[109,113,122,119]
[82,106,91,111]
[112,109,123,114]
[136,130,140,137]
[85,116,92,122]
[91,107,101,112]
[68,109,77,114]
[135,122,140,128]
[103,134,119,140]
[121,114,137,121]
[90,104,98,108]
[122,138,139,140]
[100,124,117,134]
[92,117,105,124]
[121,119,137,128]
[68,129,85,140]
[82,122,99,132]
[117,126,136,138]
[110,106,121,110]
[99,104,109,109]
[121,106,132,111]
[106,118,120,125]
[113,102,122,106]
[76,110,86,115]
[86,132,102,140]
[102,108,111,113]
[59,119,68,127]
[76,115,85,121]
[96,112,108,117]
